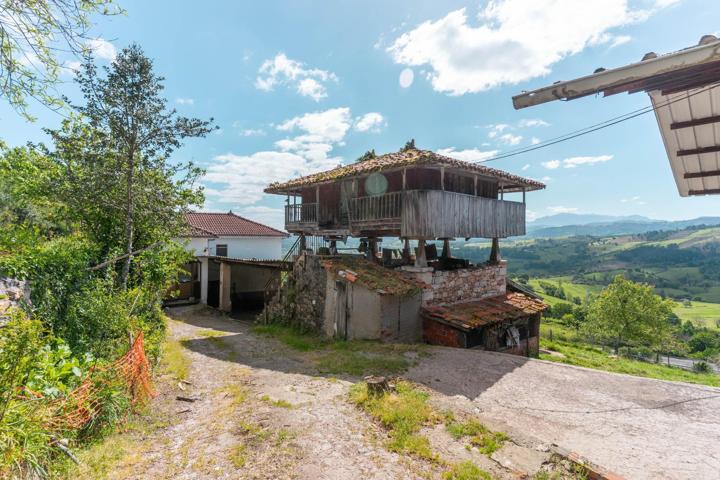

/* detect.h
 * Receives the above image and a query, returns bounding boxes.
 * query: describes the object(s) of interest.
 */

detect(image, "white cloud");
[437,147,499,163]
[531,137,541,145]
[175,98,194,105]
[621,195,645,205]
[518,118,550,128]
[239,128,265,137]
[86,38,116,61]
[237,206,285,231]
[526,209,539,222]
[386,1,667,95]
[562,155,613,168]
[64,60,82,72]
[521,164,530,171]
[277,107,352,144]
[499,133,523,145]
[547,206,578,214]
[255,53,337,101]
[205,151,339,205]
[542,155,613,169]
[354,112,386,133]
[487,123,510,139]
[399,68,414,88]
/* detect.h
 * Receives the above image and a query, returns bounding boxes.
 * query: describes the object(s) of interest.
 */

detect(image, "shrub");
[693,361,712,374]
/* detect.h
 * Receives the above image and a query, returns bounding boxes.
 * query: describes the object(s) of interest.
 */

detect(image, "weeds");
[260,395,294,409]
[442,461,492,480]
[160,336,190,381]
[229,444,247,468]
[349,381,436,461]
[445,419,508,456]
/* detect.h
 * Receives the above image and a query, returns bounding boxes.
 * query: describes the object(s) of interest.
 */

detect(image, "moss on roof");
[322,256,426,297]
[265,147,545,194]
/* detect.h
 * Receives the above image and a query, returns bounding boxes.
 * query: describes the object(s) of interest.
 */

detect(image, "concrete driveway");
[406,348,720,480]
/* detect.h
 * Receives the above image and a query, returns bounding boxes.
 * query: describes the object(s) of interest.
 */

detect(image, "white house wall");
[208,236,283,259]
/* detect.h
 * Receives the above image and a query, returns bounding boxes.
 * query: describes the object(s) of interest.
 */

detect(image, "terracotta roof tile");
[184,212,287,238]
[322,256,427,297]
[421,292,547,331]
[265,148,545,194]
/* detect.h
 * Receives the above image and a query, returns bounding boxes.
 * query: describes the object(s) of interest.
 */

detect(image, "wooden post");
[440,167,445,191]
[474,175,478,196]
[522,187,526,204]
[489,237,501,264]
[329,240,337,255]
[441,238,451,259]
[299,234,307,252]
[367,238,378,262]
[500,184,504,200]
[402,238,410,261]
[415,239,427,267]
[402,168,407,190]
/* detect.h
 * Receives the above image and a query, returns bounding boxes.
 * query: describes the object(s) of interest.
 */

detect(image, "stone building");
[263,146,547,356]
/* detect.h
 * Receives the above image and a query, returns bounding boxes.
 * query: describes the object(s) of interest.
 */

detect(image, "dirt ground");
[94,306,720,480]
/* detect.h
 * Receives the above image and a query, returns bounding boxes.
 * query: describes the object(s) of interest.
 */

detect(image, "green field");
[673,301,720,329]
[527,276,602,306]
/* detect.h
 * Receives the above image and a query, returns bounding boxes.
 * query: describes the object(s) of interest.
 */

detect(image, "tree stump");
[365,376,389,396]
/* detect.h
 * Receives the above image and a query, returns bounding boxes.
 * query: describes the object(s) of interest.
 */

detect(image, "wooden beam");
[689,188,720,196]
[671,115,720,130]
[440,167,445,191]
[402,168,407,190]
[677,145,720,156]
[684,169,720,179]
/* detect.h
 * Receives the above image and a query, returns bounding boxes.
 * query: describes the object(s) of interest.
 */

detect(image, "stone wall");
[262,253,327,331]
[0,277,30,324]
[422,261,506,306]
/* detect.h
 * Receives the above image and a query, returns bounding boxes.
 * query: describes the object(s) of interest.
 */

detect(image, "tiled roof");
[183,212,288,238]
[322,256,427,297]
[421,292,547,331]
[265,148,545,194]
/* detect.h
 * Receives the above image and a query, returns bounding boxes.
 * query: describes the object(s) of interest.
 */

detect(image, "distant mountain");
[528,216,720,238]
[529,213,653,229]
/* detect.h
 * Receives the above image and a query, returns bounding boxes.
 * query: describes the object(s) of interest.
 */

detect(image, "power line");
[482,81,720,163]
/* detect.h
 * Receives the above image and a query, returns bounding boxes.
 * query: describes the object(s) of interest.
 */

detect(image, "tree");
[47,44,214,288]
[0,0,121,119]
[585,275,673,354]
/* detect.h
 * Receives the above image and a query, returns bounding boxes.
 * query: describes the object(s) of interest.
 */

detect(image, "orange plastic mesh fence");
[45,331,155,431]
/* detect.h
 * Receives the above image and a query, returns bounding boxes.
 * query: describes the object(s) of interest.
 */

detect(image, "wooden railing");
[349,192,402,222]
[285,203,318,224]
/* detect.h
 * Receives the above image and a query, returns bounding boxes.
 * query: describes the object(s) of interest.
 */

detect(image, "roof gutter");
[512,37,720,109]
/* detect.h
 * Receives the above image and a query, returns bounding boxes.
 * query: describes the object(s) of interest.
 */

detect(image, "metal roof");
[511,35,720,197]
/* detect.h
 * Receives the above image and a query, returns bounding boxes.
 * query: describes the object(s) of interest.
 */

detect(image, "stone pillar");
[415,239,427,267]
[402,238,411,261]
[441,238,452,259]
[367,238,378,262]
[299,234,307,252]
[329,240,337,255]
[489,237,501,265]
[219,262,232,312]
[199,257,209,305]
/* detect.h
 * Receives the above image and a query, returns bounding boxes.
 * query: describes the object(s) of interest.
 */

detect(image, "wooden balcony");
[284,190,525,238]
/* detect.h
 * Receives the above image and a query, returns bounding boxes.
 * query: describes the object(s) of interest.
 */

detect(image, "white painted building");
[172,211,288,309]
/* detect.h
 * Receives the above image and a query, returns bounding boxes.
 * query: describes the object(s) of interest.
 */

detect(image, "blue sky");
[2,0,719,229]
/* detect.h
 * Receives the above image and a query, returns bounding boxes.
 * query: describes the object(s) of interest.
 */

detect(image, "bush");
[693,361,712,374]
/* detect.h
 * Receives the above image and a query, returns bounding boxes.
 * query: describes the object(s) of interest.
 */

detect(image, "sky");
[2,0,719,230]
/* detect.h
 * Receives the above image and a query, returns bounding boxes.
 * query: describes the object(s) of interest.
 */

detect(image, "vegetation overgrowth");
[0,34,212,476]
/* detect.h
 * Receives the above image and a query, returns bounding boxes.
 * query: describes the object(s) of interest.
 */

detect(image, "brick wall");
[422,261,506,306]
[422,317,464,347]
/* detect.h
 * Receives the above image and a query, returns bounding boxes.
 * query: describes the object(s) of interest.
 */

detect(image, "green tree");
[48,45,214,288]
[0,0,121,119]
[585,275,673,354]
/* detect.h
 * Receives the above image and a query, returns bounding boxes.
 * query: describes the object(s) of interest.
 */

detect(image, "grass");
[673,300,720,329]
[442,461,492,480]
[260,395,294,409]
[349,381,436,461]
[541,339,720,387]
[228,444,247,468]
[252,323,417,376]
[445,419,509,456]
[160,336,191,381]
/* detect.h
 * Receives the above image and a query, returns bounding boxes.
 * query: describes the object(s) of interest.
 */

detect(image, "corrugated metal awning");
[651,86,720,196]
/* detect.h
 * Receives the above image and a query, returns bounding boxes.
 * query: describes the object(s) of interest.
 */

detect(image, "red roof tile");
[421,293,547,331]
[184,212,287,238]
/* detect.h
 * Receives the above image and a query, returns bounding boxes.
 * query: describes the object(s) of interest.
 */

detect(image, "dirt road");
[92,306,720,480]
